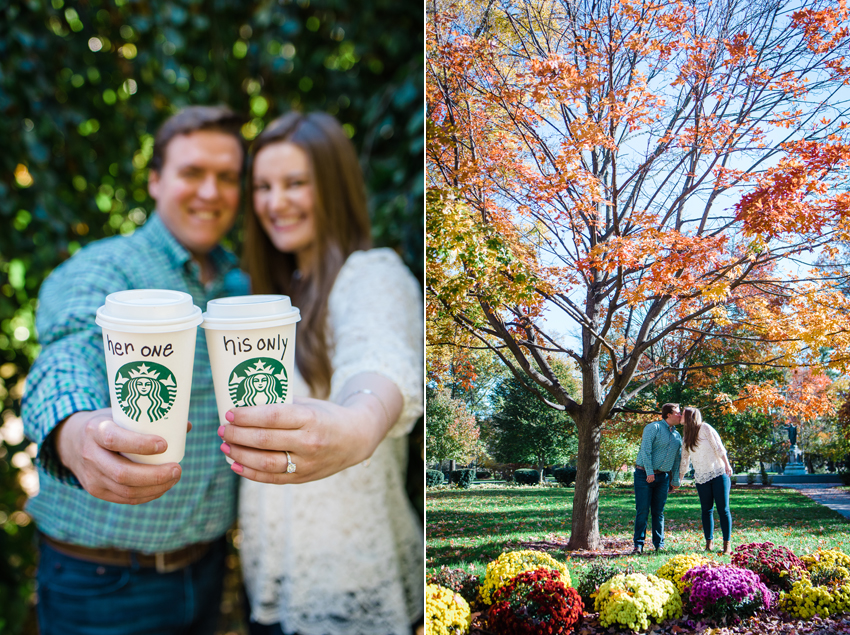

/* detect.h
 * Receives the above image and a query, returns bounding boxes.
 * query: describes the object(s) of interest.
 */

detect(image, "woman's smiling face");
[252,141,318,272]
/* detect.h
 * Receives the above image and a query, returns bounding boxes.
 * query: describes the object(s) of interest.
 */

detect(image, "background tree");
[488,363,579,483]
[425,386,481,467]
[428,0,850,549]
[427,330,507,413]
[2,2,422,633]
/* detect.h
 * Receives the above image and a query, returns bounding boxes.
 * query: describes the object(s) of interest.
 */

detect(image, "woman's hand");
[217,373,403,484]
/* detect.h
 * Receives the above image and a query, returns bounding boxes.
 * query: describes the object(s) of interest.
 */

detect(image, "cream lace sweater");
[238,249,424,634]
[679,423,730,485]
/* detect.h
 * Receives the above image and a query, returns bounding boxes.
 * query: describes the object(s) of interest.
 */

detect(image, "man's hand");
[54,408,183,505]
[646,473,655,483]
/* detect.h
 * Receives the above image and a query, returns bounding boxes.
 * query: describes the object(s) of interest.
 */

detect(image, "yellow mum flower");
[426,584,472,635]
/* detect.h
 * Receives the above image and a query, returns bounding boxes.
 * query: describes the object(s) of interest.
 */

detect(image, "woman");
[678,406,734,554]
[217,112,423,635]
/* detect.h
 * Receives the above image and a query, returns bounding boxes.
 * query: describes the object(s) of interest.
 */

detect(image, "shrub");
[577,561,636,606]
[476,470,492,479]
[683,565,771,624]
[594,573,682,632]
[426,584,472,635]
[731,542,807,591]
[479,550,572,605]
[597,470,616,483]
[427,469,445,487]
[427,566,481,608]
[655,553,712,595]
[450,469,475,489]
[553,467,577,486]
[747,472,757,485]
[488,569,583,635]
[779,577,850,618]
[513,469,540,485]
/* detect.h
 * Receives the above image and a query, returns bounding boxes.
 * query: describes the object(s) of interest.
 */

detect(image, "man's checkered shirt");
[635,420,683,487]
[22,214,249,551]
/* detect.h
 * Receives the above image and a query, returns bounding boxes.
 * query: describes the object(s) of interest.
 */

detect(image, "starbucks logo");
[229,358,288,407]
[115,362,177,424]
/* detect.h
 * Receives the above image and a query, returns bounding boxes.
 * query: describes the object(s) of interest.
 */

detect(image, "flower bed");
[427,545,850,634]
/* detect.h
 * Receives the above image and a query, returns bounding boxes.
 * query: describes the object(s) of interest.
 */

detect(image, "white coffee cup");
[95,289,203,464]
[201,295,301,462]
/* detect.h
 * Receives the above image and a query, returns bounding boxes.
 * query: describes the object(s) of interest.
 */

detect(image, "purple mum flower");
[682,565,771,623]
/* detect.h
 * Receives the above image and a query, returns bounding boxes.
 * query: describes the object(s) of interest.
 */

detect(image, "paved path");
[779,483,850,519]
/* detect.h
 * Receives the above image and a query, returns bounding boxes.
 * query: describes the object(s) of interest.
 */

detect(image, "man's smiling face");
[147,130,243,258]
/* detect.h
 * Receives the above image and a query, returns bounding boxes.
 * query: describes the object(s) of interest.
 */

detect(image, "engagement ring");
[286,451,297,474]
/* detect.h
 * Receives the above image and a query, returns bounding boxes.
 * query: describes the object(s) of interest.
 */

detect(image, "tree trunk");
[567,415,603,550]
[538,461,546,484]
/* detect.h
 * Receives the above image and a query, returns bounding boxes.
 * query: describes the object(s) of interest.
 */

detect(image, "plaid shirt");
[635,420,683,487]
[22,214,249,551]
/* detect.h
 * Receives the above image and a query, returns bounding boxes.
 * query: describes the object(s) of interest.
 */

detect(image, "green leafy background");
[0,1,423,632]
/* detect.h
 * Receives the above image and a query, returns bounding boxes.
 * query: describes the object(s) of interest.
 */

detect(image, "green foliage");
[450,469,475,489]
[0,446,37,635]
[576,561,636,607]
[513,468,540,485]
[427,469,445,487]
[599,435,639,473]
[488,363,579,470]
[0,3,422,634]
[553,466,577,486]
[426,386,480,464]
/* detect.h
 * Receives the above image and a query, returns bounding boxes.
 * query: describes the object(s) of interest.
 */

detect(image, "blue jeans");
[695,474,732,542]
[36,536,227,635]
[633,469,669,549]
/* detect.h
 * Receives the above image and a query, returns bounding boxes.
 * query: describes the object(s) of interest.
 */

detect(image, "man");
[22,106,249,634]
[632,402,683,554]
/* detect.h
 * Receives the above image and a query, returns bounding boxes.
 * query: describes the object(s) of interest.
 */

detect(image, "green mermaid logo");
[115,362,177,424]
[229,358,288,406]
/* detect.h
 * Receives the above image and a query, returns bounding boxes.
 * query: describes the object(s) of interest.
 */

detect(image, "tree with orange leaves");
[428,0,850,549]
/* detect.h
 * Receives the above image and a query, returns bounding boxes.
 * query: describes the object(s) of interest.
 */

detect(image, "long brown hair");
[682,407,703,452]
[243,112,372,397]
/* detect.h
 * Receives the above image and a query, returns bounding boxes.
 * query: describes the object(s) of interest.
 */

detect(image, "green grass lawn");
[427,483,850,583]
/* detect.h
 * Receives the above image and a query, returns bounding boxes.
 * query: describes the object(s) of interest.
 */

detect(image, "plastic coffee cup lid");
[96,289,203,334]
[201,294,301,331]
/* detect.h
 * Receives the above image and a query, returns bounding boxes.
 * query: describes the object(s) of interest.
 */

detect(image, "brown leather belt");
[635,465,667,475]
[41,533,213,574]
